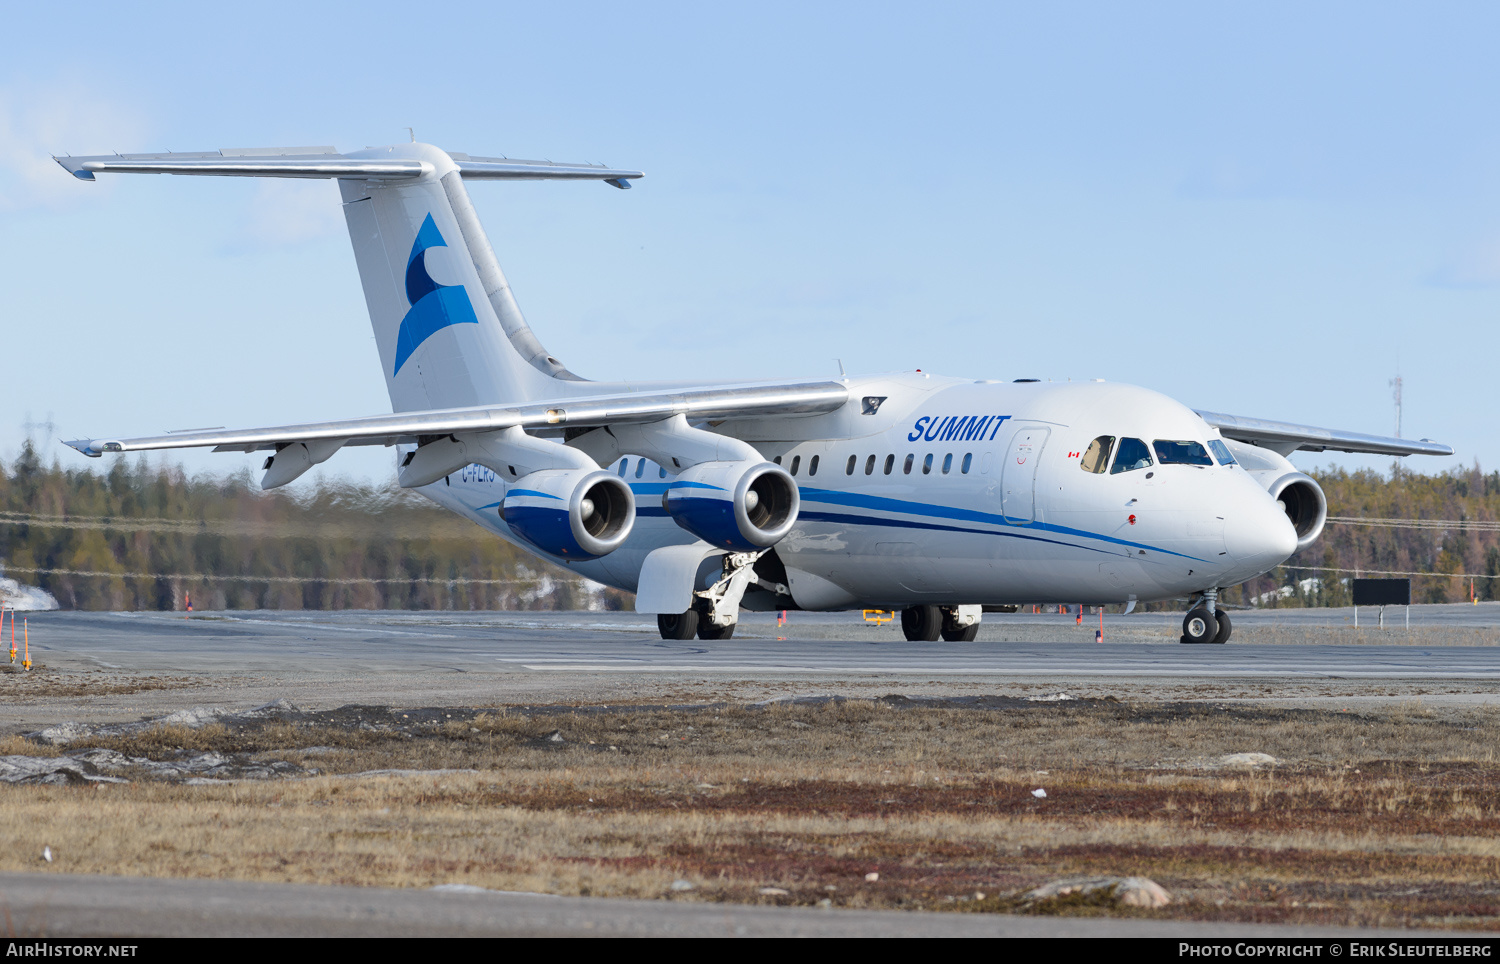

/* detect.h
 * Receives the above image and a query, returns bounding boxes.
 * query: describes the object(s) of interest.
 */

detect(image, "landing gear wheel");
[901,605,942,642]
[1179,607,1219,644]
[698,620,735,640]
[658,610,699,640]
[940,611,980,642]
[1210,609,1232,645]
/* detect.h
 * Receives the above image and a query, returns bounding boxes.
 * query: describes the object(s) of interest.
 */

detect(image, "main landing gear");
[656,550,788,641]
[1180,589,1232,645]
[901,605,980,642]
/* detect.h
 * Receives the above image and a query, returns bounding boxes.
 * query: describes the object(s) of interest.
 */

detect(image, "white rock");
[864,872,880,882]
[34,722,93,746]
[758,887,789,896]
[41,846,51,863]
[1217,752,1278,769]
[1022,875,1171,908]
[1031,788,1047,798]
[1115,876,1172,908]
[669,879,695,892]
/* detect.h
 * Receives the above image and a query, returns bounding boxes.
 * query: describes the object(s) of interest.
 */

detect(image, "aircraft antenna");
[1389,374,1402,439]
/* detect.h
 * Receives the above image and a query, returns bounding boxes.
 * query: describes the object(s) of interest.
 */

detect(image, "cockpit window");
[1080,436,1115,474]
[1110,438,1153,474]
[1153,440,1214,466]
[1207,439,1236,465]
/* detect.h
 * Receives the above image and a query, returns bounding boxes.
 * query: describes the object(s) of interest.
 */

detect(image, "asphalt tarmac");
[0,873,1428,939]
[3,603,1498,937]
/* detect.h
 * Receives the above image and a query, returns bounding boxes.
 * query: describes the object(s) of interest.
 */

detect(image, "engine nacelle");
[1267,471,1327,551]
[502,469,635,560]
[664,460,799,551]
[1221,440,1327,552]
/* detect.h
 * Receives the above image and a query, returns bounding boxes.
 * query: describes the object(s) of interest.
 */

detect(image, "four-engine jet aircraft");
[54,142,1451,644]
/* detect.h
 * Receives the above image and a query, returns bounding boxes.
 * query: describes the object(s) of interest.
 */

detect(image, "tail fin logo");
[392,213,480,375]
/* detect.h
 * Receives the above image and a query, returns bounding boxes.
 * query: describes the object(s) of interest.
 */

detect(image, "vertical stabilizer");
[339,144,570,411]
[53,142,641,412]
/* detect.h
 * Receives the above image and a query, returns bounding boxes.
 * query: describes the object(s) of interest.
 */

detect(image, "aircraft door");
[1000,426,1050,524]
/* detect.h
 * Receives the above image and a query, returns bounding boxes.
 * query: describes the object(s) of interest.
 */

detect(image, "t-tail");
[55,144,643,411]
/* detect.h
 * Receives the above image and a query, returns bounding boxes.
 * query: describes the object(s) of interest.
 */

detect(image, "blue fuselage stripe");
[797,487,1204,562]
[798,510,1118,555]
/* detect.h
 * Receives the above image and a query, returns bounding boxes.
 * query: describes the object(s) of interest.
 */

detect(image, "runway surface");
[0,872,1424,939]
[5,606,1498,938]
[15,604,1500,679]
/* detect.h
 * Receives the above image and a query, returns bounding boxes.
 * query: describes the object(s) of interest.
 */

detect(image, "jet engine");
[502,469,635,559]
[663,460,799,551]
[1266,471,1327,550]
[1220,440,1327,551]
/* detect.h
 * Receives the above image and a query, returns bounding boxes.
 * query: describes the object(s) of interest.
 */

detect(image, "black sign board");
[1352,578,1410,606]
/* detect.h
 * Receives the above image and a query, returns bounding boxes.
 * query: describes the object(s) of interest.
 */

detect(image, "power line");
[1288,565,1494,580]
[0,510,474,539]
[1327,516,1500,531]
[0,564,573,588]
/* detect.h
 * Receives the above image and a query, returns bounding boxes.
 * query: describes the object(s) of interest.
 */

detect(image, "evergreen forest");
[0,441,1495,612]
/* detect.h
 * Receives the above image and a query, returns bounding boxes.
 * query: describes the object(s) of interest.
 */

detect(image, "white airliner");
[55,142,1451,645]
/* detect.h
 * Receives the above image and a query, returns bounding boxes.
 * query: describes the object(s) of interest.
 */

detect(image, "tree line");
[0,442,1496,611]
[0,442,630,612]
[1224,463,1500,608]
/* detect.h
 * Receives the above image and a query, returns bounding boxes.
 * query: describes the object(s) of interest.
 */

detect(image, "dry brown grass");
[2,697,1499,929]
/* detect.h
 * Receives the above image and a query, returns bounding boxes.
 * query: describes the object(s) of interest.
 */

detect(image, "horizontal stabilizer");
[65,380,849,457]
[54,147,642,186]
[1197,410,1452,457]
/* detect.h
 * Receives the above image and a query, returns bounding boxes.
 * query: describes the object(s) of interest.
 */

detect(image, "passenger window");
[961,453,972,474]
[1208,439,1237,465]
[941,453,953,474]
[808,455,820,476]
[617,458,628,476]
[903,454,914,475]
[865,454,876,475]
[884,454,895,475]
[846,455,856,475]
[790,455,801,476]
[1153,440,1214,466]
[635,459,646,479]
[1110,438,1153,474]
[922,454,934,475]
[1080,436,1115,474]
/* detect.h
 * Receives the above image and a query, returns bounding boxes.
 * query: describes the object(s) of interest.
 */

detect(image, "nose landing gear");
[1180,588,1232,644]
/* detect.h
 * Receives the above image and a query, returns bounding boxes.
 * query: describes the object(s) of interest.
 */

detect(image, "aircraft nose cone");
[1224,497,1298,571]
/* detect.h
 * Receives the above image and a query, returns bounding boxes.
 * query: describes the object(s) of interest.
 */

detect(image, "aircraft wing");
[65,381,849,457]
[1196,410,1452,457]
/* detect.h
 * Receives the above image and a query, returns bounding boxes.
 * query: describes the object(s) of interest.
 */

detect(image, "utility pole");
[1389,375,1403,478]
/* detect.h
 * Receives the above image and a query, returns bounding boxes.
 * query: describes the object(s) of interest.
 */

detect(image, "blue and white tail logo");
[393,213,479,375]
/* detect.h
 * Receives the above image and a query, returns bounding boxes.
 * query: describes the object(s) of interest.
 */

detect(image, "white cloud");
[1428,236,1500,288]
[0,81,148,211]
[243,177,344,246]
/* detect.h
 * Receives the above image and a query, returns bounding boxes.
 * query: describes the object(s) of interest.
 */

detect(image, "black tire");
[940,609,980,641]
[1180,607,1218,644]
[698,620,736,640]
[901,605,942,642]
[1210,609,1232,645]
[658,610,699,640]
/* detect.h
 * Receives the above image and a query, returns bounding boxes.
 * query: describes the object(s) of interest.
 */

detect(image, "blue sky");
[2,2,1496,486]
